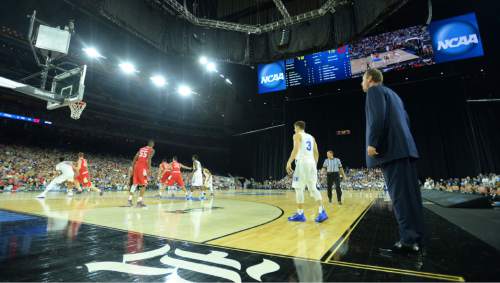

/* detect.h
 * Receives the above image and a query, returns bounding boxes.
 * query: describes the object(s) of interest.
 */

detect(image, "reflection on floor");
[330,197,500,282]
[0,189,497,281]
[208,190,377,259]
[0,190,377,259]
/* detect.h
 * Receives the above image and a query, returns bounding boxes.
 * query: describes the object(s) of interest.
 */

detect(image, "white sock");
[138,197,143,202]
[128,195,133,201]
[318,206,324,213]
[297,209,304,214]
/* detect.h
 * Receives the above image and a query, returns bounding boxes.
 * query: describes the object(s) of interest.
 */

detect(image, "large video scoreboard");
[257,13,484,94]
[285,46,352,87]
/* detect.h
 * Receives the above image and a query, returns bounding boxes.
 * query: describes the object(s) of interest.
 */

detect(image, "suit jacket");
[365,84,419,168]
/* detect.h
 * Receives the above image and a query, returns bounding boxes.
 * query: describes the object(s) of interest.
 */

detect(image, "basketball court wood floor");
[0,189,498,281]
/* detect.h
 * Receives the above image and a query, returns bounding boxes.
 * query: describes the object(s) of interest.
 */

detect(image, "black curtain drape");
[231,126,286,181]
[465,102,500,175]
[231,76,500,181]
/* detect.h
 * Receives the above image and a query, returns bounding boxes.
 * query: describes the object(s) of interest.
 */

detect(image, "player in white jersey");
[37,157,75,198]
[190,154,206,200]
[286,121,328,222]
[203,168,214,196]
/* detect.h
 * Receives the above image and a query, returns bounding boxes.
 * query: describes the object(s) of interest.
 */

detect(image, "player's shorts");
[133,165,148,186]
[160,172,171,184]
[76,173,92,188]
[191,172,203,187]
[52,173,75,185]
[206,183,213,191]
[292,159,318,190]
[167,173,184,187]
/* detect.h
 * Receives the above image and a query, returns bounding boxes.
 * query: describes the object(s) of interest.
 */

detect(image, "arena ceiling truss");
[152,0,352,34]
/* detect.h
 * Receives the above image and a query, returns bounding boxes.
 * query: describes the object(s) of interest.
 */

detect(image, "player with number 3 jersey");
[286,121,328,223]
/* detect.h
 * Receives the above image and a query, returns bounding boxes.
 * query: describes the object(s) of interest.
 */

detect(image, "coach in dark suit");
[362,68,424,254]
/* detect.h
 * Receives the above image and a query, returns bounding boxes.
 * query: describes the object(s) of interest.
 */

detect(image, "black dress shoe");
[379,248,425,270]
[379,242,421,255]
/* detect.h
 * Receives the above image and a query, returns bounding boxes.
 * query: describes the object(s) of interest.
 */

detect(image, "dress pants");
[381,158,424,245]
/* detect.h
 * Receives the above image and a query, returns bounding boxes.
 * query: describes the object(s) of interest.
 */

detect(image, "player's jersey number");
[306,141,312,151]
[139,149,149,158]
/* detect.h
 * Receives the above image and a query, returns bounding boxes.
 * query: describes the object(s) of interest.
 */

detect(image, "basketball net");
[69,101,86,119]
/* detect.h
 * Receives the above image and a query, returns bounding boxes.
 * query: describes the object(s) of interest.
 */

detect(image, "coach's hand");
[367,146,379,157]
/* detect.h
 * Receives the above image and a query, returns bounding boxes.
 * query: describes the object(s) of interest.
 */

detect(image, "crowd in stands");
[0,144,236,192]
[2,144,499,202]
[247,168,385,190]
[342,168,385,190]
[0,144,385,193]
[423,174,500,198]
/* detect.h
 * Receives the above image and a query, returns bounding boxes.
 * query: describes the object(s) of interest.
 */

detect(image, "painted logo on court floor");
[85,243,280,282]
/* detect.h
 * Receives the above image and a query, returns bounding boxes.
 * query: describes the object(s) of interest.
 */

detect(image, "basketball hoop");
[69,101,86,119]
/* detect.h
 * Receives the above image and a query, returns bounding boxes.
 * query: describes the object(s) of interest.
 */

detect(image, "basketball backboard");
[0,65,86,110]
[47,65,87,110]
[0,10,87,115]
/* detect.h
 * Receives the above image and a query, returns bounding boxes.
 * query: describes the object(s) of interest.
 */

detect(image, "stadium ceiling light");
[178,85,193,97]
[150,75,167,87]
[82,47,105,59]
[206,62,217,72]
[225,78,232,85]
[119,62,138,74]
[199,56,208,65]
[219,74,225,78]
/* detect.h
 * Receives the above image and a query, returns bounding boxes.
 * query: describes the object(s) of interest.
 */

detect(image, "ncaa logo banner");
[430,12,484,63]
[257,61,287,94]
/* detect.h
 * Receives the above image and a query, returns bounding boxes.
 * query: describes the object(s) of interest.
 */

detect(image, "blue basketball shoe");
[288,212,306,222]
[315,210,328,223]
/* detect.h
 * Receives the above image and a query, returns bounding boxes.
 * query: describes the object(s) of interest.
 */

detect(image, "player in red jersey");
[74,152,102,196]
[167,156,191,199]
[157,159,172,197]
[128,140,155,207]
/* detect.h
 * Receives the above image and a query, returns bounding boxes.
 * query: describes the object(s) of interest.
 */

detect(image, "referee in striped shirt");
[323,150,346,204]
